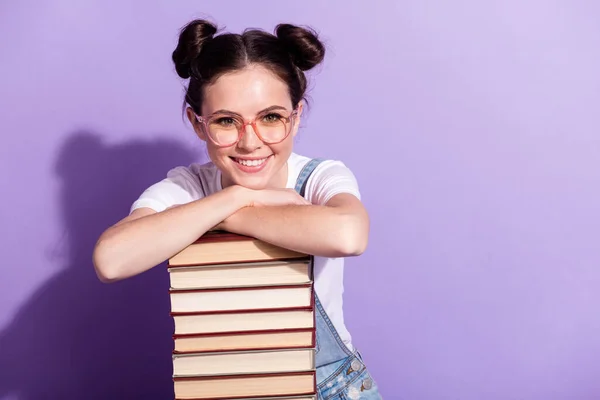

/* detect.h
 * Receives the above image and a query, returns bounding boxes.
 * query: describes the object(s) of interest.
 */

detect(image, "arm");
[92,185,248,283]
[219,193,369,258]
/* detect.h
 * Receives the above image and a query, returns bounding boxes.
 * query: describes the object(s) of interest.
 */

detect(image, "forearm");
[222,204,368,258]
[94,185,249,282]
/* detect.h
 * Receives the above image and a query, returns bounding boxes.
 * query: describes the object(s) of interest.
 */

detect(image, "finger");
[299,195,310,204]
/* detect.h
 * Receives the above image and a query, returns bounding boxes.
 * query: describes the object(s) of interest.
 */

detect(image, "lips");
[232,157,269,167]
[229,155,273,173]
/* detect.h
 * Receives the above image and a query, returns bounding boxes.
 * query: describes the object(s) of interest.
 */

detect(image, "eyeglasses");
[192,107,299,148]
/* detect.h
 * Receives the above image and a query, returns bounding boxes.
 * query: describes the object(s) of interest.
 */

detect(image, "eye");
[214,117,236,127]
[262,113,283,123]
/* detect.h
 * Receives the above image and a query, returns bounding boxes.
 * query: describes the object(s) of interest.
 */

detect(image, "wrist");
[227,185,254,208]
[224,185,254,209]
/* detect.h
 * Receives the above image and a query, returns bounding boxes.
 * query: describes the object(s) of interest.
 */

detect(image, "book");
[172,347,315,376]
[169,230,308,266]
[173,371,316,400]
[171,308,315,335]
[169,283,314,313]
[173,328,315,353]
[168,259,313,290]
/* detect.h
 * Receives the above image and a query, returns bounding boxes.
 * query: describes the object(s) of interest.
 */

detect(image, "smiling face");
[187,64,302,190]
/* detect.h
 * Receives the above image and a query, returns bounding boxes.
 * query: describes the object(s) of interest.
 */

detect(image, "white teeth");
[235,157,267,167]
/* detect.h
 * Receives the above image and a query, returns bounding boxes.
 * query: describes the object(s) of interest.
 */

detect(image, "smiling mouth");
[230,156,271,167]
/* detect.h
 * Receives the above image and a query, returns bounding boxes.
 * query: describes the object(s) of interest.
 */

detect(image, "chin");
[234,178,271,190]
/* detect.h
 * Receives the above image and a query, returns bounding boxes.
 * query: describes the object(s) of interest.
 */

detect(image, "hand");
[244,188,311,207]
[213,187,310,233]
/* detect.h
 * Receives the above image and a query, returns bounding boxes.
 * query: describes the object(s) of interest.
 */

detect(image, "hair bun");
[275,23,325,71]
[172,19,218,79]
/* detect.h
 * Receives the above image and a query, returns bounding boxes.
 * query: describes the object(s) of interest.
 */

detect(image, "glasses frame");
[192,107,300,148]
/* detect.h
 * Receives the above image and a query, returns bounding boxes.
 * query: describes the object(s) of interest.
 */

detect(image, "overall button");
[346,358,362,375]
[361,377,373,391]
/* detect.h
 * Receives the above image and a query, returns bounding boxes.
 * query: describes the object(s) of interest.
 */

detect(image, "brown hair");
[171,19,326,114]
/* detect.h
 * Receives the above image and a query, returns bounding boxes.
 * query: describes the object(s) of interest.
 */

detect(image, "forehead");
[202,65,292,115]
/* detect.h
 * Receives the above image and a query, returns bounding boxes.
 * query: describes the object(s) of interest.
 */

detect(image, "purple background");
[1,1,600,399]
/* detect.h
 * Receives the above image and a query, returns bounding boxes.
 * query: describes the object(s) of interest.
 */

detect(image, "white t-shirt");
[130,152,361,351]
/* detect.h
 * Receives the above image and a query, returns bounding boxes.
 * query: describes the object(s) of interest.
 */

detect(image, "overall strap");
[293,157,357,369]
[294,158,325,197]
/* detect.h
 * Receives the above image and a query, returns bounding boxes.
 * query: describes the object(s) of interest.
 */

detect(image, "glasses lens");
[256,112,293,143]
[207,116,240,146]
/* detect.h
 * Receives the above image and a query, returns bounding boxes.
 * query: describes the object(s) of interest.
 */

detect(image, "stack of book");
[167,230,317,400]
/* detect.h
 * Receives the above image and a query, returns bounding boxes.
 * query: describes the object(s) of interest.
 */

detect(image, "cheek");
[205,144,230,164]
[271,136,295,156]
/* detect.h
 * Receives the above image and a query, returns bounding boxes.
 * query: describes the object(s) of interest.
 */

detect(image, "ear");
[186,107,207,142]
[291,101,304,138]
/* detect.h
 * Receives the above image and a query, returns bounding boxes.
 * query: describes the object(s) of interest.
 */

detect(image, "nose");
[237,123,262,151]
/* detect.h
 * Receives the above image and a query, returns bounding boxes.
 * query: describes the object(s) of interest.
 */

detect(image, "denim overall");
[294,159,383,400]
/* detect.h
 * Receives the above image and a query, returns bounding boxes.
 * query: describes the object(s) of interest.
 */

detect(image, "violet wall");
[1,1,599,399]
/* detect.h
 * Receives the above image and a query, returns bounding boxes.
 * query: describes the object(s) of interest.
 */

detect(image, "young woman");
[93,19,382,399]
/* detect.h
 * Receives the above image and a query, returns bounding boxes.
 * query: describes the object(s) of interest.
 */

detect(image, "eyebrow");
[210,105,288,117]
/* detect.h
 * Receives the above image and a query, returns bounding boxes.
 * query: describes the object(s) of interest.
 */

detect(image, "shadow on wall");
[0,131,201,399]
